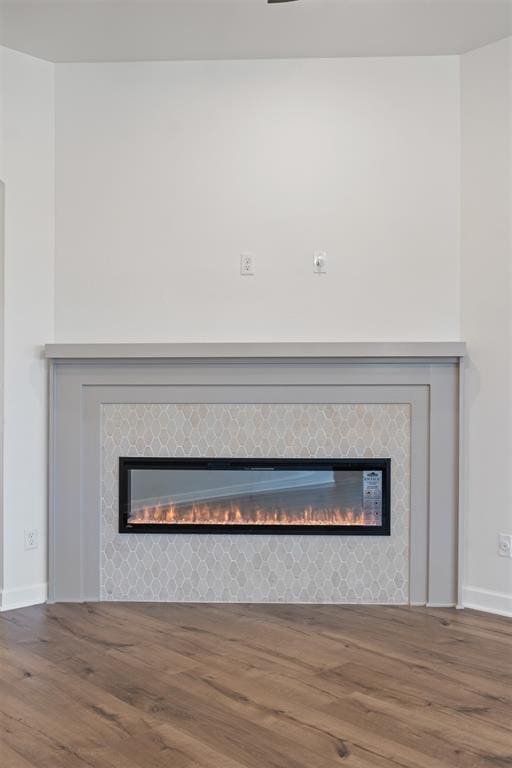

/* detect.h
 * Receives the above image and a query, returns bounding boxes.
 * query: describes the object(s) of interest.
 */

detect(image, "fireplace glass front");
[119,458,390,535]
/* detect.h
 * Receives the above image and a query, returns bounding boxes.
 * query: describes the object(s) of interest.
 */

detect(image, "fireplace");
[119,457,390,535]
[47,345,463,604]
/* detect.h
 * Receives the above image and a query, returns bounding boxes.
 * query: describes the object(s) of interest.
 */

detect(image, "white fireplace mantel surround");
[46,341,466,607]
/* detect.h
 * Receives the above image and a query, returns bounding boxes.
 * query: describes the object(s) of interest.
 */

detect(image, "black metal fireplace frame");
[118,457,391,535]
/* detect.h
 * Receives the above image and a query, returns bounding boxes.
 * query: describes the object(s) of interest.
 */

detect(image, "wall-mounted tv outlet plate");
[498,533,512,558]
[313,251,327,274]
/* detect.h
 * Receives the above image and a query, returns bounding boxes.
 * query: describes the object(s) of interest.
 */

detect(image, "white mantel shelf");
[44,342,466,360]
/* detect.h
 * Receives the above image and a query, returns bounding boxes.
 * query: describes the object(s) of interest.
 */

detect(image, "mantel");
[44,341,466,361]
[48,342,463,606]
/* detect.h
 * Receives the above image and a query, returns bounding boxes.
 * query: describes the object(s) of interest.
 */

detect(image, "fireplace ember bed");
[119,457,390,535]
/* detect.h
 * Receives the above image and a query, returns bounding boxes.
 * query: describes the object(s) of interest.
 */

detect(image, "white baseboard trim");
[462,586,512,618]
[0,582,48,612]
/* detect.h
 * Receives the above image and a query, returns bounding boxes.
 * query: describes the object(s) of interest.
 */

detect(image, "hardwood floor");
[0,603,511,767]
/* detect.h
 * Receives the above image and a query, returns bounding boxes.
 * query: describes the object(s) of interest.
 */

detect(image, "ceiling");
[0,0,510,63]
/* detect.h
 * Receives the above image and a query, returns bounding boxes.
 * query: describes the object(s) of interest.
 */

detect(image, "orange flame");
[129,501,379,526]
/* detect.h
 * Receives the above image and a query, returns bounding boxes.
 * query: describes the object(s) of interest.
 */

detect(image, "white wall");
[0,47,55,610]
[6,48,511,613]
[55,57,460,343]
[461,37,512,616]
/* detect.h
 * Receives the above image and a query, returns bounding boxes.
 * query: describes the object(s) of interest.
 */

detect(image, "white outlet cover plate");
[498,533,512,557]
[240,254,255,276]
[24,528,38,550]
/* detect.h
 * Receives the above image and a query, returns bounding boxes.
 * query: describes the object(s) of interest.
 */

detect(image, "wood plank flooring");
[0,603,511,767]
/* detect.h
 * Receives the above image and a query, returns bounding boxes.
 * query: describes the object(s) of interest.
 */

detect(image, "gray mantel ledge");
[44,341,466,360]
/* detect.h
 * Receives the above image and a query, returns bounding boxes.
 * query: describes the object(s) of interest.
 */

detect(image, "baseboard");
[462,586,512,618]
[0,582,48,611]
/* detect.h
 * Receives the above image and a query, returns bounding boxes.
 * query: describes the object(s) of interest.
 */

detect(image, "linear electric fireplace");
[119,458,390,535]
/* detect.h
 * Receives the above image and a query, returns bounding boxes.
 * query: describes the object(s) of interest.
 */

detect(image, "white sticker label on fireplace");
[363,470,382,521]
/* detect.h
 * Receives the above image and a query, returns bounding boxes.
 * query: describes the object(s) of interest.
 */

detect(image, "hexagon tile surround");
[101,403,410,603]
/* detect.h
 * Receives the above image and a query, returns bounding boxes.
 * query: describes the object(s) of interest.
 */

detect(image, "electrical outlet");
[313,251,327,274]
[24,528,38,550]
[498,533,512,558]
[240,253,255,276]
